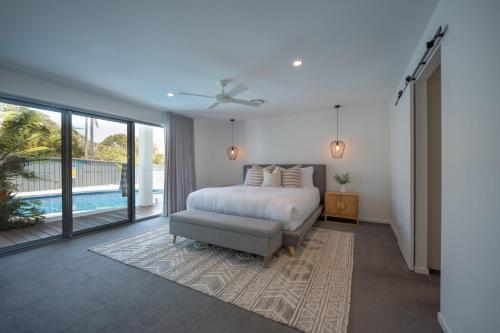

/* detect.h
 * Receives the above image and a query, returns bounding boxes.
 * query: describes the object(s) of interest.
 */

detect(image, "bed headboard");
[243,164,326,202]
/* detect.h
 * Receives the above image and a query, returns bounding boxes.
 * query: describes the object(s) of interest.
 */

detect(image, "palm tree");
[0,108,51,230]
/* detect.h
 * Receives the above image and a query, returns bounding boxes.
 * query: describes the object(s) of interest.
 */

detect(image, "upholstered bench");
[169,209,282,267]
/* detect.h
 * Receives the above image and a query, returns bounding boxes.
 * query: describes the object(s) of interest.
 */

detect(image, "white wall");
[0,67,164,124]
[194,119,247,189]
[390,86,414,269]
[195,104,392,223]
[390,1,500,331]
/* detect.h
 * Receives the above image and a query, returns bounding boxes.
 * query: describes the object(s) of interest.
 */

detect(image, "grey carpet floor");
[0,218,441,333]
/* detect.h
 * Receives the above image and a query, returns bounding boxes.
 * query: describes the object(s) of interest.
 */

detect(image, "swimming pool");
[20,190,163,214]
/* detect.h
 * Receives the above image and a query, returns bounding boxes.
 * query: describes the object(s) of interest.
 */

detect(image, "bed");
[187,185,320,231]
[185,164,325,256]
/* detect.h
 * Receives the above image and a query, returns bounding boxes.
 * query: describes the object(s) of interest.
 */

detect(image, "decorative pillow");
[281,165,302,187]
[300,166,314,187]
[248,165,274,186]
[262,167,281,187]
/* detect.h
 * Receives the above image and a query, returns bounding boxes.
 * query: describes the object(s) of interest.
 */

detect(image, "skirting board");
[390,223,399,239]
[359,217,392,224]
[414,266,430,275]
[438,312,452,333]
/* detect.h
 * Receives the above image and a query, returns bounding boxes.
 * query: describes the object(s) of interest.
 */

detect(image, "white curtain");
[163,112,196,215]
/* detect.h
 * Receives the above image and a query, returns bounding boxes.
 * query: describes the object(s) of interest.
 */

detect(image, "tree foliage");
[153,153,165,165]
[0,108,50,229]
[94,133,128,163]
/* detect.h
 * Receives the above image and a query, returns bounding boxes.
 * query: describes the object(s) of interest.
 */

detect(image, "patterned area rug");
[90,225,354,333]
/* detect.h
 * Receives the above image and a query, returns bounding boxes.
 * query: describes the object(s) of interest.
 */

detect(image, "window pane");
[0,102,62,249]
[71,114,129,231]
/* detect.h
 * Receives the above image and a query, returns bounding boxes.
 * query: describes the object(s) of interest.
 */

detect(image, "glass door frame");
[66,110,136,236]
[0,94,159,254]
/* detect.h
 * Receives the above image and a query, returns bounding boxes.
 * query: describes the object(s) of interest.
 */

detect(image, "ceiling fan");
[178,79,265,110]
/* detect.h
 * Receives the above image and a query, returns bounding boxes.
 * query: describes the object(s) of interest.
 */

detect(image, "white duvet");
[186,185,320,231]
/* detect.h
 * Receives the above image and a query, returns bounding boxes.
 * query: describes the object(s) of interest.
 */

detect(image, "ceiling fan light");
[330,140,345,159]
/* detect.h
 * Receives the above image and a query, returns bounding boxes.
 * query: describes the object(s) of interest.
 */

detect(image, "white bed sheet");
[186,185,320,231]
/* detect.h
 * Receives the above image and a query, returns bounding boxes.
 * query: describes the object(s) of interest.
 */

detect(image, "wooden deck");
[0,204,162,249]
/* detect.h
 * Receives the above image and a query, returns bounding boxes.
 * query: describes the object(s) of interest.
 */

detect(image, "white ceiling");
[0,0,437,119]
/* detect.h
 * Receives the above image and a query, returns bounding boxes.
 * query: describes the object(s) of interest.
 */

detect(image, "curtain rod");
[395,25,447,106]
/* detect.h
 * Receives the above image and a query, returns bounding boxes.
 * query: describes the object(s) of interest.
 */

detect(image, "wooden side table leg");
[288,246,296,257]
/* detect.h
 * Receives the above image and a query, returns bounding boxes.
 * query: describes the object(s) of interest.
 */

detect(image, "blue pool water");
[20,190,163,214]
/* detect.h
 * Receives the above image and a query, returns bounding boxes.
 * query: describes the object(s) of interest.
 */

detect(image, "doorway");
[414,48,442,274]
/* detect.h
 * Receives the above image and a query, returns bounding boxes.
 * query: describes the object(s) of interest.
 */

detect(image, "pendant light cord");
[230,119,234,147]
[334,105,340,143]
[336,108,339,143]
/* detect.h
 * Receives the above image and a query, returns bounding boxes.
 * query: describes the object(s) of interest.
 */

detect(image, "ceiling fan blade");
[206,102,220,110]
[228,98,261,107]
[178,92,215,99]
[226,83,247,97]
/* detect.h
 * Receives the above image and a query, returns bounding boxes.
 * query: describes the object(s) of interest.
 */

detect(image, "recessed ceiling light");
[167,92,174,97]
[292,59,303,67]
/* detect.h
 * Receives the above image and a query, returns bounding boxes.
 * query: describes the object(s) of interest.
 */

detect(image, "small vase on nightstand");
[340,184,347,193]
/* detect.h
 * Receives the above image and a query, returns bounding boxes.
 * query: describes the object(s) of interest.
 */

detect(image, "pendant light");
[226,119,238,160]
[330,105,345,159]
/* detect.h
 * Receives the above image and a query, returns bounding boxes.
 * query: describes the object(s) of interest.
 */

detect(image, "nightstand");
[324,192,359,224]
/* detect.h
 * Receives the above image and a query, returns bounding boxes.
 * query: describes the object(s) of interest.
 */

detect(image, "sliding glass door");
[134,123,165,220]
[71,114,130,232]
[0,97,164,253]
[0,101,62,250]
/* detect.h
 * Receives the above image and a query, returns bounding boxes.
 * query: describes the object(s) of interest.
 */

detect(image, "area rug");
[90,225,354,333]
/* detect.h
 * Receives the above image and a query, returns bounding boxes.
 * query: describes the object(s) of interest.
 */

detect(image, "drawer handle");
[337,201,346,210]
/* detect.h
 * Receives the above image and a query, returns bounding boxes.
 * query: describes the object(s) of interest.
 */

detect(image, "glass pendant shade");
[330,105,346,159]
[227,119,238,160]
[227,146,238,160]
[330,140,345,159]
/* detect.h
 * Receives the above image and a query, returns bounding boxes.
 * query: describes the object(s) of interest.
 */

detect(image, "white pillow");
[244,169,251,184]
[248,165,274,186]
[262,167,281,187]
[300,166,314,187]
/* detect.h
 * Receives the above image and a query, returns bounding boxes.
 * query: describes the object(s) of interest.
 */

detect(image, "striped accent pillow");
[248,165,274,186]
[281,165,302,187]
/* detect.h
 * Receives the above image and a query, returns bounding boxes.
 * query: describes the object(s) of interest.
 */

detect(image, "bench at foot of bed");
[169,209,283,267]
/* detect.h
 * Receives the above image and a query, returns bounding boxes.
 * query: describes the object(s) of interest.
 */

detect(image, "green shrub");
[0,108,51,230]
